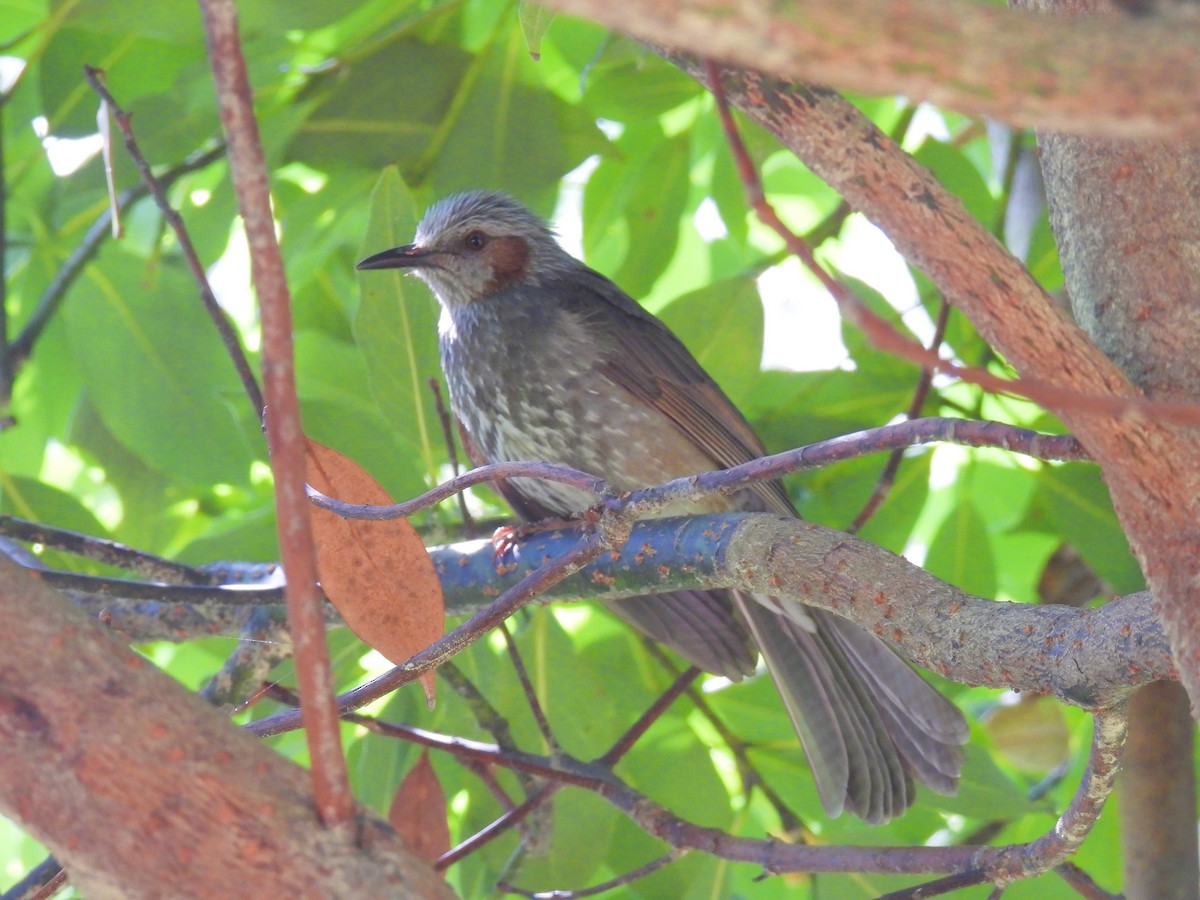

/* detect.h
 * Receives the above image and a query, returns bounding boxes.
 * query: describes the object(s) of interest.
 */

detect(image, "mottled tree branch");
[544,0,1200,138]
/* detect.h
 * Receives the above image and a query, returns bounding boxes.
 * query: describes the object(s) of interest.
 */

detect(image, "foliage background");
[0,0,1154,895]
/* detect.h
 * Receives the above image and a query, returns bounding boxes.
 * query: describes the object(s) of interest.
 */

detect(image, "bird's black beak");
[356,243,435,271]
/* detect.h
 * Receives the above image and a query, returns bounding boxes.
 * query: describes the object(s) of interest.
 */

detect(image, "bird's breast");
[439,300,725,518]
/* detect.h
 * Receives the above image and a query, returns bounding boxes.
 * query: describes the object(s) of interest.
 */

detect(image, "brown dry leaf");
[305,438,444,703]
[389,751,452,866]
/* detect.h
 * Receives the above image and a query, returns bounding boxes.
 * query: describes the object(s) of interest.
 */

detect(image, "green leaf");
[288,39,471,173]
[517,1,554,59]
[427,24,605,204]
[658,276,762,409]
[925,500,997,598]
[63,248,257,486]
[354,166,441,485]
[41,25,205,138]
[583,124,691,298]
[1030,465,1144,594]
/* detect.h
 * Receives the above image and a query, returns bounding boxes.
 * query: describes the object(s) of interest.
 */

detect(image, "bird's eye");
[464,231,487,251]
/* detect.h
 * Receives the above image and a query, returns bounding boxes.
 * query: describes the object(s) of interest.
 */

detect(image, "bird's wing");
[559,269,795,517]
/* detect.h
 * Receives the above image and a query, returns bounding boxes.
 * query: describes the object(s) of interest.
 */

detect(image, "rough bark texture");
[545,0,1200,137]
[1037,126,1200,900]
[1121,683,1199,900]
[1017,0,1200,893]
[0,555,455,899]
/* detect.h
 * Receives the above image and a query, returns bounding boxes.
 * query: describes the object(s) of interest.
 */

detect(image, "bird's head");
[356,190,569,308]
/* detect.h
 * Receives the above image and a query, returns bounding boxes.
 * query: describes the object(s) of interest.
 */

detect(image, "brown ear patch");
[484,235,531,292]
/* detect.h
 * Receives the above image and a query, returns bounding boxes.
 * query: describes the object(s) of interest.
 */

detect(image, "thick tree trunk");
[0,555,454,899]
[1027,5,1200,896]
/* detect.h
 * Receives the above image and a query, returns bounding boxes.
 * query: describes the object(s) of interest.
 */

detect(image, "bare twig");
[499,621,558,753]
[0,857,65,900]
[992,710,1127,881]
[27,570,280,603]
[849,297,952,533]
[198,0,352,828]
[8,144,225,369]
[876,870,989,900]
[312,704,1125,885]
[309,418,1082,526]
[1054,861,1123,900]
[703,58,1200,429]
[498,851,680,898]
[82,67,262,415]
[0,516,216,584]
[307,459,606,521]
[429,377,476,532]
[247,537,607,740]
[435,664,698,869]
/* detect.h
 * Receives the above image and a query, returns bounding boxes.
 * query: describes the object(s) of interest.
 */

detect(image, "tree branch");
[199,0,352,828]
[543,0,1200,138]
[0,554,453,897]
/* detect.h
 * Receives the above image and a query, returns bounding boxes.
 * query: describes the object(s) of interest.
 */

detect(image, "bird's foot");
[491,517,579,561]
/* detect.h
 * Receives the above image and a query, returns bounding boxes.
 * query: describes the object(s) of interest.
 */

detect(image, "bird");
[357,190,967,823]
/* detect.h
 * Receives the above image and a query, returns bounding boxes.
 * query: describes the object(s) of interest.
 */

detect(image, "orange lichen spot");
[640,544,656,558]
[891,628,904,642]
[1023,625,1034,636]
[948,602,962,615]
[658,566,671,577]
[590,570,615,586]
[1128,664,1141,676]
[238,836,272,863]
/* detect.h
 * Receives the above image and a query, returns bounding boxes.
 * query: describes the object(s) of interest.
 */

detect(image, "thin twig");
[643,643,806,834]
[8,144,225,369]
[198,0,352,829]
[598,666,699,765]
[498,851,680,898]
[876,870,989,900]
[849,297,952,533]
[28,570,282,603]
[0,516,216,583]
[303,707,1124,881]
[703,58,1200,429]
[998,709,1128,878]
[307,459,606,521]
[499,621,558,753]
[309,417,1082,526]
[430,377,476,532]
[0,856,65,900]
[247,537,607,739]
[82,67,262,415]
[434,663,699,869]
[1053,861,1123,900]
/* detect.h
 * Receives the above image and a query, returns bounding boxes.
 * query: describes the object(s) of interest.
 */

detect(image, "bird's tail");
[734,593,967,823]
